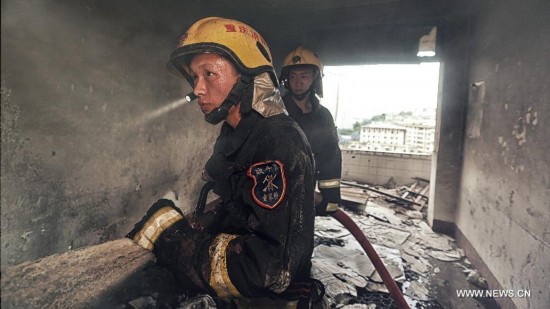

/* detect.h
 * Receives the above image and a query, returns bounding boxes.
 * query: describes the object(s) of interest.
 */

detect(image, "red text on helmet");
[224,24,267,46]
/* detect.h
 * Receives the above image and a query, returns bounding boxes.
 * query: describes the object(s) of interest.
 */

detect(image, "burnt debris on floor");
[113,179,499,309]
[312,179,499,308]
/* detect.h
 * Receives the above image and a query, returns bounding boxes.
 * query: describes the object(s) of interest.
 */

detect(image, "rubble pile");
[120,180,495,308]
[312,180,493,308]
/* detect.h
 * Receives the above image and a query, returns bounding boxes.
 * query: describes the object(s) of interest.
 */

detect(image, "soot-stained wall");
[2,0,459,266]
[1,0,219,266]
[456,0,550,307]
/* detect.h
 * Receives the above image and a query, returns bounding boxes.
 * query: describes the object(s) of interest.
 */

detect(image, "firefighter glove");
[315,192,339,216]
[126,199,185,251]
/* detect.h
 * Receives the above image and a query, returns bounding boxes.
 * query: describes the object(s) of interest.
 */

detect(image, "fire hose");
[196,182,410,308]
[331,209,410,308]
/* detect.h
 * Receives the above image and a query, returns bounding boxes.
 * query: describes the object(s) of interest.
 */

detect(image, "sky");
[321,62,441,129]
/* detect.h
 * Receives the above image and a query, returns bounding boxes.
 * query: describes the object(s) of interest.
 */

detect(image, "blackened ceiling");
[58,0,469,67]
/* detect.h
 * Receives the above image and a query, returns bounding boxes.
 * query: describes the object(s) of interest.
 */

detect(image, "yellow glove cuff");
[131,206,184,251]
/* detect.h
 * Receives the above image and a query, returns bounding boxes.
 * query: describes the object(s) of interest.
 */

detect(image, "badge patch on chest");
[247,160,287,209]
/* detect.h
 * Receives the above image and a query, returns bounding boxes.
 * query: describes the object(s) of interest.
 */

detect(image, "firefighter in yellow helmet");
[280,46,343,216]
[127,18,323,307]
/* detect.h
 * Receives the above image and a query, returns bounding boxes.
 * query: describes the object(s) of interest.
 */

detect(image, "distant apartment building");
[353,120,435,154]
[359,123,406,152]
[402,123,435,153]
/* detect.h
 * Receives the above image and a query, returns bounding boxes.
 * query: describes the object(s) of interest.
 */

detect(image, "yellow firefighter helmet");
[167,17,278,87]
[280,46,324,97]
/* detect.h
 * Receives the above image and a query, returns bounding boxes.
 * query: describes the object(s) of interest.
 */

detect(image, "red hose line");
[331,209,410,309]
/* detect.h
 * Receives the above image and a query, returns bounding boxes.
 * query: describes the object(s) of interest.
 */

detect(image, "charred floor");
[87,181,502,309]
[311,180,500,308]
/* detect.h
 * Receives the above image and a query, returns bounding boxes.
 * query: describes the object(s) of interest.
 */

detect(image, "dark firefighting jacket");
[282,93,342,210]
[154,110,316,301]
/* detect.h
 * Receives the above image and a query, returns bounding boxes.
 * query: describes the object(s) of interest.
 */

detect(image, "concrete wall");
[427,15,470,232]
[1,0,218,266]
[342,150,431,186]
[455,0,550,308]
[1,0,462,266]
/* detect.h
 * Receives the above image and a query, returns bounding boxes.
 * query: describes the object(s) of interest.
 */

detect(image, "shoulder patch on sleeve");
[247,160,287,209]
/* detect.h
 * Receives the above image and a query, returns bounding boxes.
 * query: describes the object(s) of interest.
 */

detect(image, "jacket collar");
[283,92,320,116]
[215,111,260,157]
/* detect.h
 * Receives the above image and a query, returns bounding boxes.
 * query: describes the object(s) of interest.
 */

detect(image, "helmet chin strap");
[204,75,252,125]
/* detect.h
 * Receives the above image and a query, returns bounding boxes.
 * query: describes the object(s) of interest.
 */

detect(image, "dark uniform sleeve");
[221,147,314,298]
[315,108,342,211]
[155,121,315,299]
